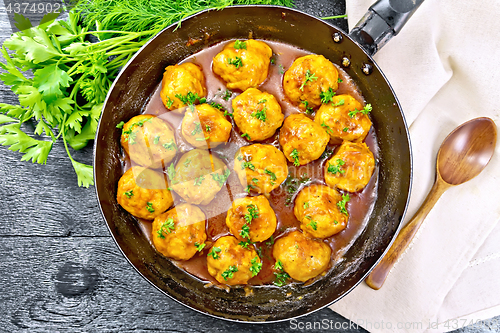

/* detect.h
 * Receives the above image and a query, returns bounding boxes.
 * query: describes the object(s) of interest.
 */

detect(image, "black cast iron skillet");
[94,0,419,322]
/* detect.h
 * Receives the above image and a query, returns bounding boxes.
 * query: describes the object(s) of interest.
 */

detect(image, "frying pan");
[94,0,417,322]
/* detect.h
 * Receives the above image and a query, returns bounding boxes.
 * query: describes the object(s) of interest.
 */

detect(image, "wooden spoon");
[365,117,497,290]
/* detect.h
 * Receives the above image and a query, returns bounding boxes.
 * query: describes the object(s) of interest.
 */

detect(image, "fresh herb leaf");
[266,235,275,246]
[337,193,350,215]
[228,56,243,68]
[211,168,231,187]
[290,149,300,166]
[348,104,372,118]
[124,190,133,198]
[207,246,221,260]
[191,121,202,135]
[249,257,262,277]
[175,91,206,105]
[332,99,345,107]
[116,121,125,129]
[251,107,267,122]
[320,87,336,103]
[162,139,176,150]
[221,90,232,101]
[307,219,318,230]
[303,201,309,209]
[146,202,155,213]
[194,242,206,252]
[241,133,251,140]
[242,161,255,170]
[299,69,318,91]
[327,159,345,175]
[193,175,205,186]
[157,217,175,238]
[240,223,251,239]
[273,260,290,286]
[321,121,334,135]
[244,204,259,224]
[265,168,277,181]
[223,110,233,117]
[221,265,238,281]
[301,100,314,114]
[234,40,247,49]
[166,96,174,108]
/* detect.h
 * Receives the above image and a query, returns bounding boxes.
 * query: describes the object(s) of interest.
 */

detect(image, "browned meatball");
[231,88,284,141]
[279,113,329,166]
[314,94,372,144]
[212,39,272,91]
[169,149,230,205]
[233,144,288,194]
[120,114,177,169]
[160,62,207,111]
[225,195,277,243]
[117,166,174,220]
[206,235,262,285]
[181,103,232,149]
[294,184,349,238]
[283,54,339,111]
[325,141,375,192]
[273,231,331,282]
[151,203,207,260]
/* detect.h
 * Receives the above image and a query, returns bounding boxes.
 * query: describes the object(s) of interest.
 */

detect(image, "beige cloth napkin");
[329,1,500,332]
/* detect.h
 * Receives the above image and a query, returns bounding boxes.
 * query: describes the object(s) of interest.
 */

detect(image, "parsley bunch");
[0,12,156,187]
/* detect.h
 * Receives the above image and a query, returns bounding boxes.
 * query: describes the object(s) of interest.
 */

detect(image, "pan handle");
[349,0,424,56]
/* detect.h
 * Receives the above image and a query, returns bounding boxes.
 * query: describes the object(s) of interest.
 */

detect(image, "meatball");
[231,88,284,141]
[117,166,174,220]
[233,144,288,194]
[160,62,207,111]
[120,114,177,169]
[151,203,207,261]
[226,195,277,243]
[294,184,349,238]
[207,235,261,285]
[279,113,330,166]
[314,94,372,144]
[212,39,272,91]
[273,231,331,282]
[325,141,375,192]
[181,103,232,149]
[169,149,229,205]
[283,54,339,111]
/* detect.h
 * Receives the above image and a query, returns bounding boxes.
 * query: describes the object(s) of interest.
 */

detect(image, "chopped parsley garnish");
[338,77,343,83]
[337,193,350,215]
[195,136,210,141]
[183,158,191,167]
[146,202,155,213]
[228,56,243,68]
[332,99,345,107]
[124,190,134,198]
[211,169,231,187]
[191,121,202,135]
[223,110,234,117]
[321,121,334,135]
[265,168,277,181]
[327,159,345,175]
[343,127,349,132]
[303,201,309,209]
[251,107,267,121]
[245,184,257,193]
[301,100,314,114]
[124,130,137,144]
[194,242,206,252]
[290,149,300,166]
[270,57,276,64]
[222,90,232,101]
[116,121,125,129]
[210,102,224,110]
[307,219,318,231]
[252,178,259,184]
[207,246,221,259]
[240,223,251,239]
[175,91,206,105]
[166,163,177,184]
[153,135,160,144]
[239,240,252,249]
[166,96,174,108]
[205,125,211,132]
[266,235,275,246]
[273,260,290,287]
[234,40,247,49]
[278,64,285,74]
[241,133,251,140]
[242,161,255,170]
[222,265,238,281]
[162,140,177,150]
[348,103,372,118]
[299,69,318,91]
[157,217,175,238]
[320,87,336,103]
[249,257,262,277]
[244,204,259,224]
[193,175,205,186]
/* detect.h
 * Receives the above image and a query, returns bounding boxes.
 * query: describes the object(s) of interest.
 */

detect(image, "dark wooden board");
[0,0,496,331]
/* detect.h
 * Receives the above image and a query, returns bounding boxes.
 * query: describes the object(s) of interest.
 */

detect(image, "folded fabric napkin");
[329,1,500,332]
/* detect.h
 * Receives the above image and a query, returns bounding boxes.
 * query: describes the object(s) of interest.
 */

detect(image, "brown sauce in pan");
[121,40,379,287]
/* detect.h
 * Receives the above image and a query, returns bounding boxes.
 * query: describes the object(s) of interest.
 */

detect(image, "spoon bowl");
[438,117,497,185]
[365,117,497,290]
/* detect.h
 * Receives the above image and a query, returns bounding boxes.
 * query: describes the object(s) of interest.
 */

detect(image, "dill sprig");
[75,0,296,34]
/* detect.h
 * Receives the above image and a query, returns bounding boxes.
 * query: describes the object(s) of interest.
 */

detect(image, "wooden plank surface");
[0,0,496,332]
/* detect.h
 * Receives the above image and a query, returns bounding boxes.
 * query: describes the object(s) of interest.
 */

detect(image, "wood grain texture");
[0,0,496,332]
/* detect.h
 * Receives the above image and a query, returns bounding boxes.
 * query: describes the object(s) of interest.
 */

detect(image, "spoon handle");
[365,175,451,290]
